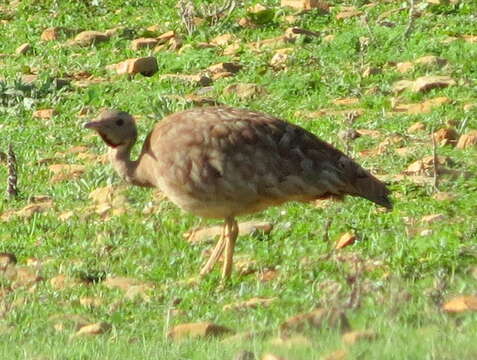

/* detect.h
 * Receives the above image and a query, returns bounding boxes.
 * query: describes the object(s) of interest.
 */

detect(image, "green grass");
[1,0,477,359]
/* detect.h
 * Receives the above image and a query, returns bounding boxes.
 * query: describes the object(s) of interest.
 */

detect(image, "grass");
[1,0,477,359]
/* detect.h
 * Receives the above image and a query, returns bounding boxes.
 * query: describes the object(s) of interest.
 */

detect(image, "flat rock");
[456,130,477,149]
[107,56,158,76]
[342,330,378,345]
[131,37,159,50]
[74,322,111,337]
[443,295,477,313]
[168,322,233,341]
[280,308,350,335]
[69,31,110,46]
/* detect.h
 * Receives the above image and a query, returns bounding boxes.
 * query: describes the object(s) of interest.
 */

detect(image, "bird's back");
[140,106,390,218]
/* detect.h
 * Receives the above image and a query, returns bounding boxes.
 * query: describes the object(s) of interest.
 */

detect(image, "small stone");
[269,335,312,348]
[33,109,57,119]
[210,34,236,46]
[223,297,276,311]
[262,354,287,360]
[432,192,455,201]
[70,31,110,46]
[207,62,242,74]
[433,127,458,146]
[443,295,477,313]
[223,83,266,99]
[15,43,31,55]
[233,350,256,360]
[131,37,159,50]
[74,322,111,337]
[421,213,446,224]
[322,349,348,360]
[456,130,477,149]
[0,253,17,269]
[50,274,80,290]
[157,30,176,44]
[407,122,426,133]
[362,66,381,77]
[107,56,158,77]
[167,322,233,341]
[280,308,350,335]
[80,297,102,307]
[280,0,328,11]
[335,232,357,249]
[342,330,378,345]
[336,7,363,20]
[40,27,63,41]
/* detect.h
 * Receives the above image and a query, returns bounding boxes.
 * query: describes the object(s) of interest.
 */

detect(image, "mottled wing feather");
[144,106,348,218]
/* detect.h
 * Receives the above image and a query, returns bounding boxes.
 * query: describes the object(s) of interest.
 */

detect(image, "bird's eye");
[116,119,124,126]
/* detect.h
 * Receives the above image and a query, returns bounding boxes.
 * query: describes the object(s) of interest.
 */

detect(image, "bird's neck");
[109,143,154,188]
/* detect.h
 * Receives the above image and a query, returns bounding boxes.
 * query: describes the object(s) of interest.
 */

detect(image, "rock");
[262,354,287,360]
[69,31,110,46]
[157,30,176,44]
[280,308,350,335]
[269,335,312,348]
[393,97,451,115]
[432,192,455,201]
[407,122,426,133]
[335,232,357,249]
[33,108,57,119]
[342,330,378,345]
[40,27,63,41]
[442,295,477,313]
[414,55,447,67]
[167,322,233,341]
[336,7,363,20]
[433,127,458,146]
[107,56,158,77]
[270,52,290,70]
[223,83,266,99]
[233,350,256,360]
[362,66,381,77]
[159,73,212,86]
[421,213,446,224]
[223,297,276,311]
[5,266,43,289]
[103,276,152,293]
[456,130,477,149]
[74,322,111,337]
[210,33,236,46]
[0,253,17,269]
[50,274,81,290]
[280,0,327,11]
[322,349,348,360]
[413,75,455,93]
[79,296,103,308]
[15,43,31,55]
[131,37,159,50]
[396,61,414,73]
[207,62,242,74]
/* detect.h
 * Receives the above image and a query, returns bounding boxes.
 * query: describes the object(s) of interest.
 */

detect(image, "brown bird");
[85,106,391,281]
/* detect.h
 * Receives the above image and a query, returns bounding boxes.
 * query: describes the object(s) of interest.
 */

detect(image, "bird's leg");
[221,217,238,281]
[199,222,227,277]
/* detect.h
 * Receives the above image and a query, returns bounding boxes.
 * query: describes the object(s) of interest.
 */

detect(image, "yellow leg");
[221,218,238,281]
[199,223,226,277]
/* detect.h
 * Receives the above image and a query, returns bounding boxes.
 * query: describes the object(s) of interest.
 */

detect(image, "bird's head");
[84,109,137,148]
[337,155,393,210]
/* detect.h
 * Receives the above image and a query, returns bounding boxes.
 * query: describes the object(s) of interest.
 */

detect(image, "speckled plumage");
[85,106,392,281]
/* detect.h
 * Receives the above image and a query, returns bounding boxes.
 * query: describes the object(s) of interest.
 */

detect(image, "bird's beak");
[84,120,103,129]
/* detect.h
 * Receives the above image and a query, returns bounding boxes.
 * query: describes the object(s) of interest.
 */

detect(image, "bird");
[84,106,392,282]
